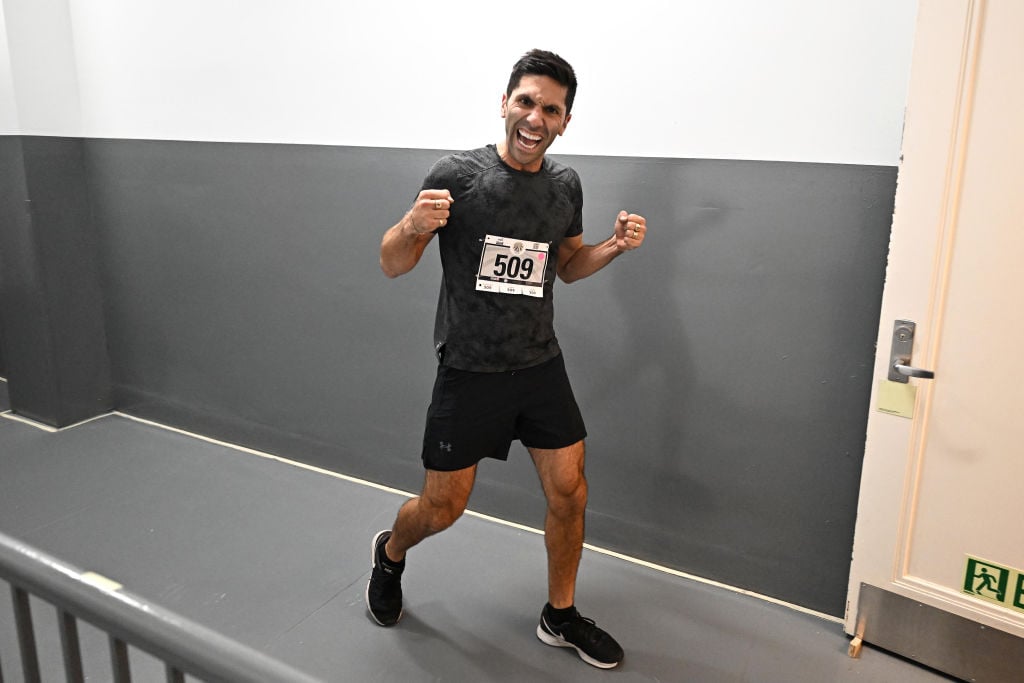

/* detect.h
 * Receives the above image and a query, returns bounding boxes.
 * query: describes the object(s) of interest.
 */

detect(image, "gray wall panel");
[84,139,894,616]
[0,136,112,425]
[561,156,891,611]
[0,137,24,382]
[86,140,443,493]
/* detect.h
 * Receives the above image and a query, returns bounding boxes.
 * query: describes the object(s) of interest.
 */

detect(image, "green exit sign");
[963,556,1024,614]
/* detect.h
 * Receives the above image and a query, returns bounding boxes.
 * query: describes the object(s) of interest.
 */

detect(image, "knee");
[420,496,466,533]
[547,474,588,519]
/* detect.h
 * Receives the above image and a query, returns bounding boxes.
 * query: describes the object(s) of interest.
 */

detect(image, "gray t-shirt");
[422,145,584,372]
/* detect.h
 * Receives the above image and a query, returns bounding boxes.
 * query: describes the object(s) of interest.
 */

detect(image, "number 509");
[493,253,534,280]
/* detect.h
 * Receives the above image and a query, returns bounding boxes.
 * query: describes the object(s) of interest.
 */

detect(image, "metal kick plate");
[855,583,1024,682]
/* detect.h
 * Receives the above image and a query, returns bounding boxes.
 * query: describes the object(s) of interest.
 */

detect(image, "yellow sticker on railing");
[81,571,123,592]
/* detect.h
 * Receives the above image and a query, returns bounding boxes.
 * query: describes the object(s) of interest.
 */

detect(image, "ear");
[558,112,572,136]
[500,93,508,119]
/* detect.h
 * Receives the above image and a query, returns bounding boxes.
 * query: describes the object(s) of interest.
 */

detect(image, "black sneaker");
[365,530,403,626]
[536,605,624,669]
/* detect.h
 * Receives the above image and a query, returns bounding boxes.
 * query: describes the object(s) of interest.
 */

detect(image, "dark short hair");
[506,49,578,114]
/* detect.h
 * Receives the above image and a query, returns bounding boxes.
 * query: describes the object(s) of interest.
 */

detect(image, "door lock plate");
[888,320,933,383]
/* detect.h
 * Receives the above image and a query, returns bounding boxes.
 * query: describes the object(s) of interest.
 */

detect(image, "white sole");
[536,623,619,670]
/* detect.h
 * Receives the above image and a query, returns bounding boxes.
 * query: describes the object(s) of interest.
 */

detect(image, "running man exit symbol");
[962,556,1024,615]
[964,558,1008,602]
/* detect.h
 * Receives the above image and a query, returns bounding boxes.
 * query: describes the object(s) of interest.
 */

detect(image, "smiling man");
[370,49,647,670]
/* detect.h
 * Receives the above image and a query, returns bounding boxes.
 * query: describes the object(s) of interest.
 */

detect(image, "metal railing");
[0,530,322,683]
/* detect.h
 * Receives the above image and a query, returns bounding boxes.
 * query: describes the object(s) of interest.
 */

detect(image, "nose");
[525,105,544,127]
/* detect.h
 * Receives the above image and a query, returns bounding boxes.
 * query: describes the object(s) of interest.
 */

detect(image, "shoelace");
[578,618,607,645]
[556,614,603,642]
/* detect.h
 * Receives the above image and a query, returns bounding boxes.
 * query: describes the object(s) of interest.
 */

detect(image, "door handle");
[892,363,935,380]
[887,320,936,383]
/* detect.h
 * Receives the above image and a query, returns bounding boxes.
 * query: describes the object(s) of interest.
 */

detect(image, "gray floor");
[0,381,954,682]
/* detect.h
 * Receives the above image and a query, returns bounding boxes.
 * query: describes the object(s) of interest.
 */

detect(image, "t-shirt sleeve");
[419,155,460,194]
[566,168,584,238]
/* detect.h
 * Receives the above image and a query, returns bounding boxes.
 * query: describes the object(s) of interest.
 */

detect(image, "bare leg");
[385,465,477,562]
[529,441,587,609]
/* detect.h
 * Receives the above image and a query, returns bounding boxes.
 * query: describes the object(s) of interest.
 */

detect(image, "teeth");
[519,130,541,141]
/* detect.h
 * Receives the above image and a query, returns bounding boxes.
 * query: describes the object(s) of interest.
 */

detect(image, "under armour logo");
[439,442,453,452]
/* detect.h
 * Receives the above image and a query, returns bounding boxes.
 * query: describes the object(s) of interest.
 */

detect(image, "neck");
[496,142,543,173]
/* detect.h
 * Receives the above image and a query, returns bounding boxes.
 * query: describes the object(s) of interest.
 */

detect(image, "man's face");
[499,74,572,173]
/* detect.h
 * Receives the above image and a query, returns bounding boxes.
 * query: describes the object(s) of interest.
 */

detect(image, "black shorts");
[421,353,587,471]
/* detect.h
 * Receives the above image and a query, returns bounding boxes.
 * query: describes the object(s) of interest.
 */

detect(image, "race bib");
[475,234,548,298]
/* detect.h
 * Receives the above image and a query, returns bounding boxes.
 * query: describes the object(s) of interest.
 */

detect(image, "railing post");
[110,636,131,683]
[58,608,85,683]
[11,585,41,683]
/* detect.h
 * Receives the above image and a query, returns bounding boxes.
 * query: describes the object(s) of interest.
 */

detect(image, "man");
[368,49,647,670]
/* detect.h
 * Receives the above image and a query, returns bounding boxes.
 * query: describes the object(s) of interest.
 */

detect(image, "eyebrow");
[518,94,563,114]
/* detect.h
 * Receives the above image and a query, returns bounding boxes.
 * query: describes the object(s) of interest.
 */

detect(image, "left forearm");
[557,211,647,283]
[557,235,622,283]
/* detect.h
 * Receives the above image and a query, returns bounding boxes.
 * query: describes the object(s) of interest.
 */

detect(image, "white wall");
[2,0,81,136]
[6,0,918,165]
[0,6,21,131]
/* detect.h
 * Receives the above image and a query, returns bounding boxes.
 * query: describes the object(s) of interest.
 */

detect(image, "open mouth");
[516,129,542,151]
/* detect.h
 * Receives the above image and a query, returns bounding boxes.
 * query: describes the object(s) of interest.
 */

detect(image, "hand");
[613,210,647,251]
[406,189,454,235]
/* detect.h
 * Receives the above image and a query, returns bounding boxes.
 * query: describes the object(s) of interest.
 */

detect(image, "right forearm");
[380,213,433,278]
[380,189,451,278]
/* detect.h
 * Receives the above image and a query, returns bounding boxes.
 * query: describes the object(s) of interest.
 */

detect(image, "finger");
[420,189,454,203]
[614,212,628,238]
[622,216,645,245]
[628,216,646,240]
[420,196,446,209]
[416,197,451,215]
[414,191,453,216]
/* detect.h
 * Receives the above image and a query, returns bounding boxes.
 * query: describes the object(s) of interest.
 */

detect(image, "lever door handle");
[892,363,935,380]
